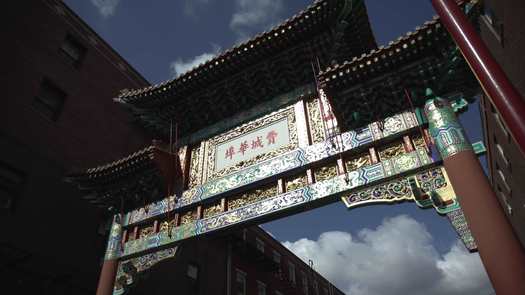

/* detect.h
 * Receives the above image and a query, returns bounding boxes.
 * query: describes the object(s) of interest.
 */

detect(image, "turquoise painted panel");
[425,98,472,159]
[105,215,123,260]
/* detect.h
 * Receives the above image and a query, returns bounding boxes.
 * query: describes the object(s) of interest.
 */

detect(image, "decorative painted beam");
[120,148,435,258]
[342,166,458,213]
[342,165,476,251]
[124,111,419,226]
[113,246,178,295]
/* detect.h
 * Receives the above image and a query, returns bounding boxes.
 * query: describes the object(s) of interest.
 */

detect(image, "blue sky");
[66,1,493,294]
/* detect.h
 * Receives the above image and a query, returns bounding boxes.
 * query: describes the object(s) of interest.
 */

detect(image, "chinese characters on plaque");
[215,119,290,171]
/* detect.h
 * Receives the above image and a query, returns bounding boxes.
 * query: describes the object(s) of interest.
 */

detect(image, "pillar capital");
[104,214,123,260]
[424,97,472,159]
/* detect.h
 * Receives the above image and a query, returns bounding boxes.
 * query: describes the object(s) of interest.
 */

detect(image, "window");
[187,263,199,280]
[256,237,264,253]
[288,262,296,285]
[301,272,308,294]
[313,281,319,295]
[257,281,266,295]
[60,34,87,66]
[33,79,66,121]
[482,2,504,44]
[243,228,248,241]
[236,269,247,295]
[275,291,283,295]
[273,250,281,264]
[323,287,329,295]
[0,161,25,210]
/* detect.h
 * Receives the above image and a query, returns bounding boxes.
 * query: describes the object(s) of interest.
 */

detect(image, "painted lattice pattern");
[447,208,477,251]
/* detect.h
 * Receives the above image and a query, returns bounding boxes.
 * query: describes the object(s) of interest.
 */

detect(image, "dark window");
[301,271,308,295]
[273,250,281,264]
[236,269,247,295]
[256,237,265,253]
[0,161,26,211]
[483,2,504,45]
[33,79,66,121]
[60,35,87,67]
[257,281,266,295]
[288,262,296,285]
[187,263,199,280]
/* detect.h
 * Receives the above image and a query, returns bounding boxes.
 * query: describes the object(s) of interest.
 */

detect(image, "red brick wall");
[231,227,344,295]
[1,0,150,293]
[3,0,150,169]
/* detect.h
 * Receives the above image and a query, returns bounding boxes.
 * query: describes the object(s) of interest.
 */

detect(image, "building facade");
[478,0,525,246]
[1,0,150,293]
[116,226,344,295]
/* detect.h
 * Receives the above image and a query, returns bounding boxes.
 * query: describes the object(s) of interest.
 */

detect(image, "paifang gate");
[67,1,490,294]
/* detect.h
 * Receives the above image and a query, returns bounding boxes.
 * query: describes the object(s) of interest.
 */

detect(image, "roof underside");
[319,16,480,130]
[66,145,165,211]
[117,0,377,139]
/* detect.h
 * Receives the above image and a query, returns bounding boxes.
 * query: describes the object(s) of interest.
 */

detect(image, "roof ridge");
[318,16,440,77]
[116,0,340,101]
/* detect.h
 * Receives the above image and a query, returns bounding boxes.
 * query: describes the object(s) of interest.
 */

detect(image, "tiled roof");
[319,17,443,85]
[113,0,376,138]
[67,145,156,186]
[116,0,362,104]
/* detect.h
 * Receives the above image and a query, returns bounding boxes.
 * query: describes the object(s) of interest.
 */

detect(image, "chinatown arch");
[67,0,525,294]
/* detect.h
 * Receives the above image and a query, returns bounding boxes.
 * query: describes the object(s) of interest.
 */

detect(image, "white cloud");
[230,0,284,42]
[283,215,493,295]
[90,0,120,18]
[169,44,221,77]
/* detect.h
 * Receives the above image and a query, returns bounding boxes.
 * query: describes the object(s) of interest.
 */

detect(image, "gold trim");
[378,141,405,161]
[314,164,338,182]
[345,153,371,171]
[285,172,308,192]
[188,144,203,189]
[204,106,298,180]
[306,98,325,144]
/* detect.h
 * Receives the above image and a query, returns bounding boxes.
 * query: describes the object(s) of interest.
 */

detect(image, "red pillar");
[96,260,119,295]
[431,0,525,156]
[96,214,123,295]
[425,98,525,294]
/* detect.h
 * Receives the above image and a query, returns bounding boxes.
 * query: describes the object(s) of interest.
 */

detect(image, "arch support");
[96,214,123,295]
[425,97,525,294]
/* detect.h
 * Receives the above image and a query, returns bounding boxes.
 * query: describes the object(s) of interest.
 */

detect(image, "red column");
[431,0,525,155]
[96,214,123,295]
[425,98,525,294]
[96,260,119,295]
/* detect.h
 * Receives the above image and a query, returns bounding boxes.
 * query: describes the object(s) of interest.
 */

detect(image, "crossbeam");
[124,111,420,226]
[121,148,448,259]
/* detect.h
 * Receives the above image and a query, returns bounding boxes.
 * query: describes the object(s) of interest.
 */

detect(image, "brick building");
[478,0,525,246]
[119,226,343,295]
[1,0,150,293]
